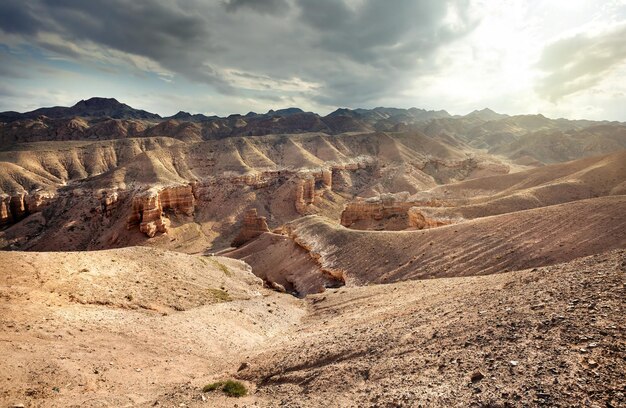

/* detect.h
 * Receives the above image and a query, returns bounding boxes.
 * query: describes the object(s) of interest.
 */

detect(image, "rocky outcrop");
[294,161,372,214]
[340,192,414,228]
[127,185,195,237]
[341,193,449,231]
[0,191,55,227]
[407,207,451,229]
[231,208,270,247]
[97,190,121,217]
[295,175,316,214]
[224,232,345,296]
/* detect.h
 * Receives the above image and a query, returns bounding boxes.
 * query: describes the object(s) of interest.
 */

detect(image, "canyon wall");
[0,191,55,227]
[231,208,270,247]
[340,193,450,231]
[407,207,451,229]
[126,185,195,237]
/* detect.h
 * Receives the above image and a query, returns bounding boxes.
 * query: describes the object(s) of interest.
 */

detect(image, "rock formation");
[340,192,413,227]
[232,208,270,247]
[295,175,316,214]
[127,185,195,237]
[340,193,450,231]
[0,191,55,227]
[407,207,451,229]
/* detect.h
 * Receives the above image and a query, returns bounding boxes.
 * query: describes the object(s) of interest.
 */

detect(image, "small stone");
[11,404,25,408]
[238,362,250,371]
[587,360,598,368]
[135,368,142,372]
[509,360,519,366]
[588,342,598,348]
[470,371,484,383]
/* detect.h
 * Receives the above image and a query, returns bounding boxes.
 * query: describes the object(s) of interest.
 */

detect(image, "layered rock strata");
[340,193,449,230]
[127,185,195,237]
[407,207,451,229]
[0,191,55,227]
[231,208,270,247]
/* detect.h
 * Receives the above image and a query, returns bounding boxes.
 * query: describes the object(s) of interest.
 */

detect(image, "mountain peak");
[74,97,124,109]
[268,107,305,116]
[466,108,508,121]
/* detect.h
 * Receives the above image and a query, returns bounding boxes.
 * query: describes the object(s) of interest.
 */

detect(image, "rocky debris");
[231,209,270,247]
[470,371,485,383]
[238,249,626,407]
[127,185,195,237]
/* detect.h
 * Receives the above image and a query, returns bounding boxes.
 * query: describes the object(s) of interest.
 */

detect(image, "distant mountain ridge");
[0,97,162,121]
[1,97,625,167]
[0,97,454,124]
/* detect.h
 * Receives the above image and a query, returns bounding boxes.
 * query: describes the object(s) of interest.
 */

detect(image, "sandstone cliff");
[340,193,448,231]
[407,207,451,229]
[231,208,270,247]
[0,191,55,227]
[127,185,195,237]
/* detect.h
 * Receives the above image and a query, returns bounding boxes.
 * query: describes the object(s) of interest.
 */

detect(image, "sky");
[0,0,625,120]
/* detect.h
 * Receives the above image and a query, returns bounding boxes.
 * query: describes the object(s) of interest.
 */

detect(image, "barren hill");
[227,196,626,293]
[237,249,625,407]
[416,150,626,220]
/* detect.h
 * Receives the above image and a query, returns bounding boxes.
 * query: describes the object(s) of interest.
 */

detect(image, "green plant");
[202,380,247,397]
[222,380,247,397]
[209,258,232,276]
[207,288,232,302]
[202,381,224,392]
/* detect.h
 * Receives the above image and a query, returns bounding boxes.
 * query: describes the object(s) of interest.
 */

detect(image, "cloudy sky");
[0,0,625,120]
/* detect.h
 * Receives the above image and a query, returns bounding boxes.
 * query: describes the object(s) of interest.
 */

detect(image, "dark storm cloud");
[0,0,479,107]
[224,0,290,15]
[536,23,626,101]
[299,0,474,65]
[0,0,40,35]
[295,0,479,105]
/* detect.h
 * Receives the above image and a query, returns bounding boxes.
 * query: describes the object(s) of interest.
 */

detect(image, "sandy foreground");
[1,247,624,407]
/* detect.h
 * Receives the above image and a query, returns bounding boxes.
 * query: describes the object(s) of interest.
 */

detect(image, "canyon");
[0,98,625,407]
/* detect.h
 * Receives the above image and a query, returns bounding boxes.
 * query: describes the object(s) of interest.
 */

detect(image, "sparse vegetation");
[202,381,223,392]
[209,258,232,276]
[202,380,247,397]
[208,288,232,302]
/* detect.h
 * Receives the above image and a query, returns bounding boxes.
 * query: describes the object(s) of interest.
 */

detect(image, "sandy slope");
[238,249,626,407]
[1,233,624,407]
[231,196,626,288]
[0,247,305,407]
[419,150,626,219]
